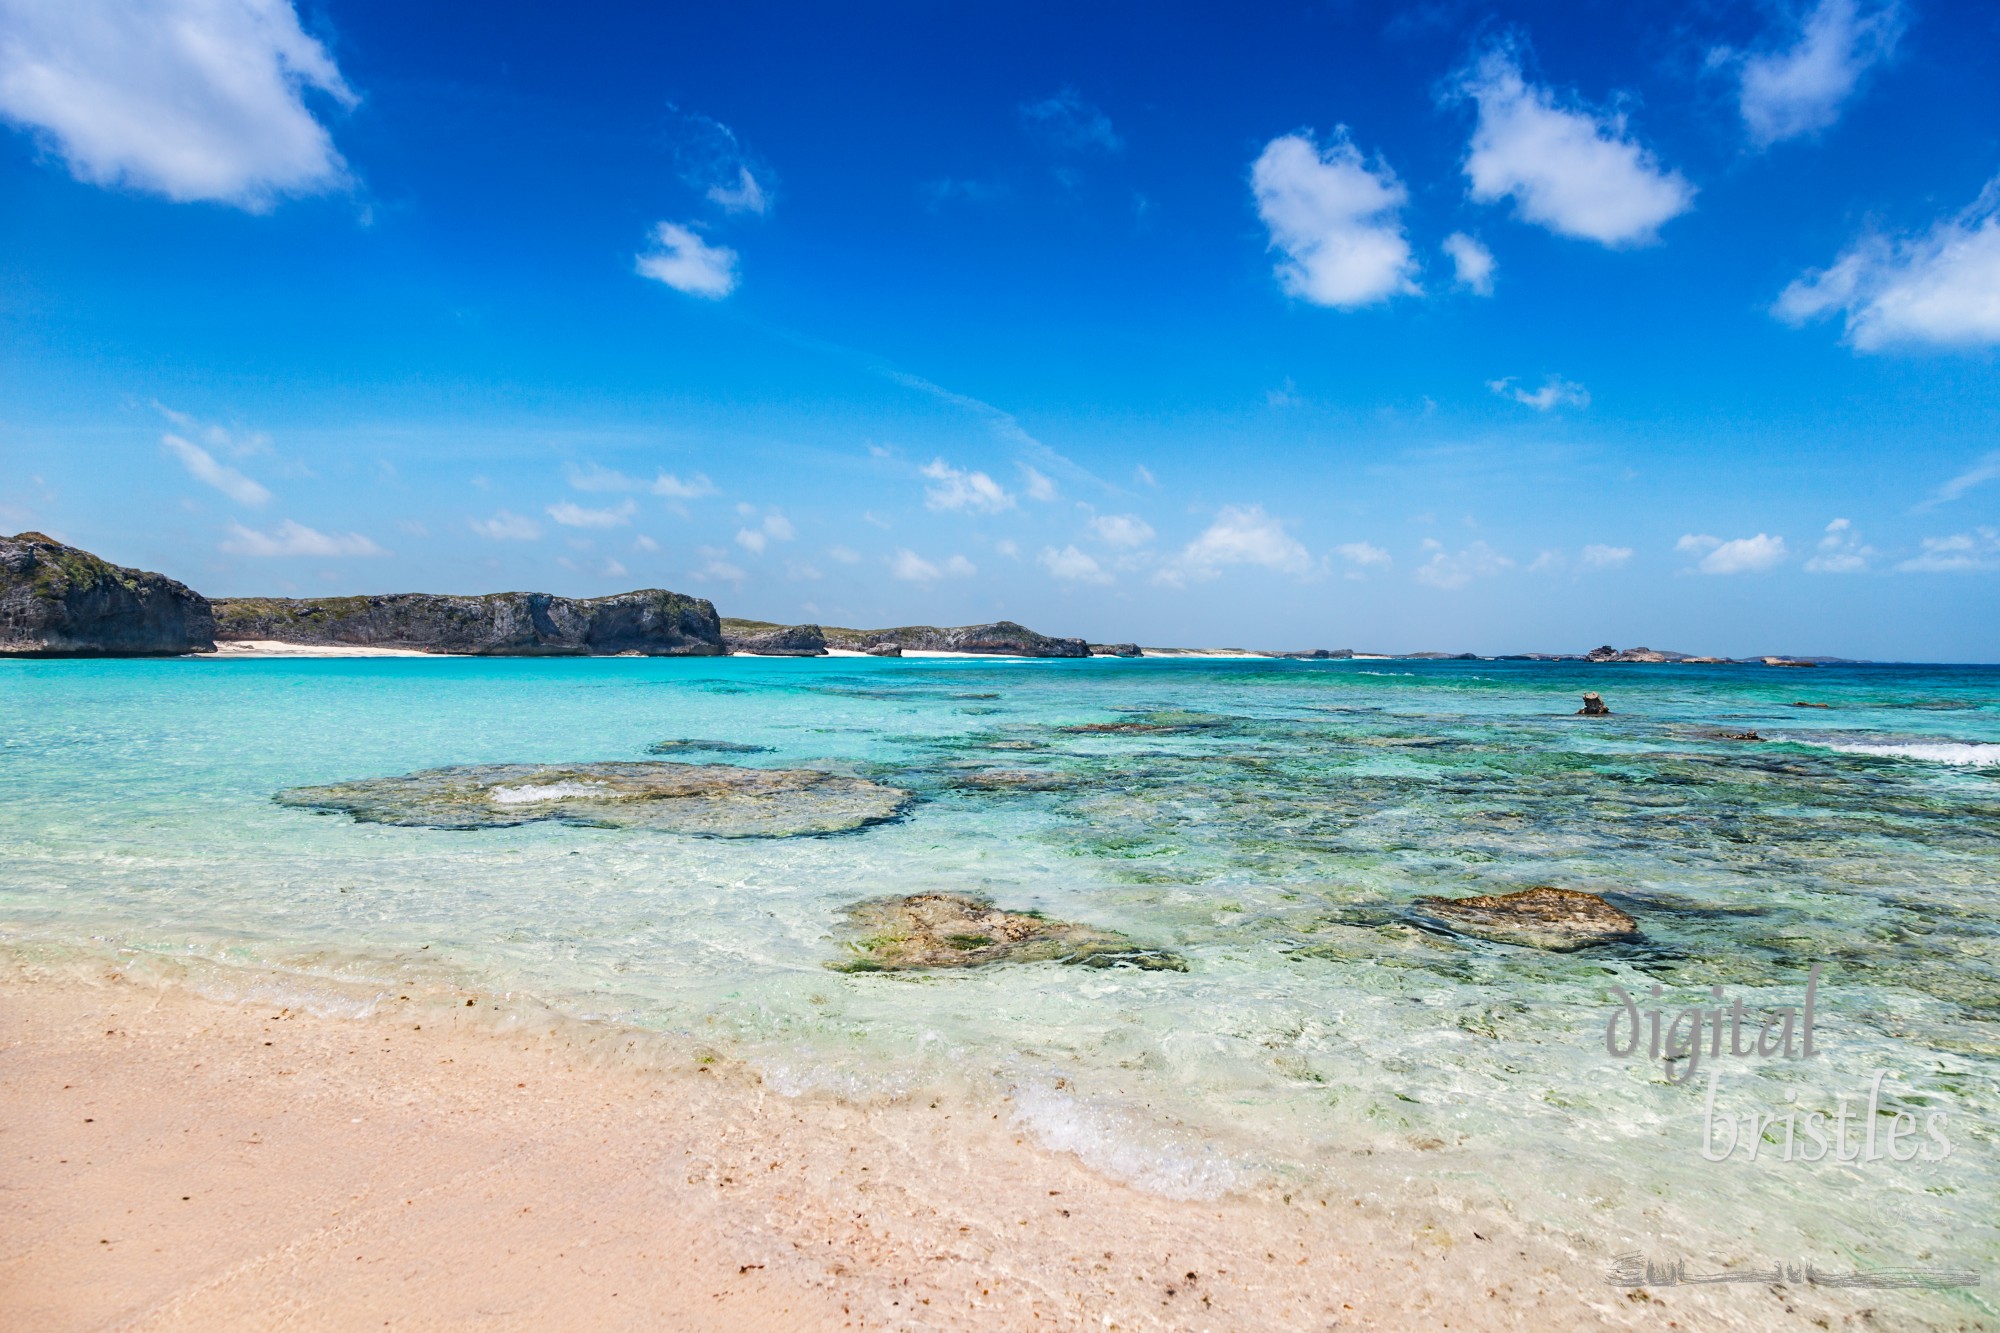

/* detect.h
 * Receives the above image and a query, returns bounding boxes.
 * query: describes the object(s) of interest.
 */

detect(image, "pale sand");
[1,978,1836,1331]
[207,640,436,659]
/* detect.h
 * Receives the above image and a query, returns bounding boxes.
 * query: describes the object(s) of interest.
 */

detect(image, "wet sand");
[1,977,1850,1330]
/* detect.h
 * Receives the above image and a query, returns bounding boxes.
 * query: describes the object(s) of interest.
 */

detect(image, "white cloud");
[1134,464,1157,488]
[1336,541,1392,568]
[0,0,355,210]
[761,512,794,541]
[1168,504,1313,583]
[920,458,1014,513]
[1488,374,1590,410]
[1019,464,1058,502]
[546,499,637,529]
[565,462,644,492]
[1677,532,1788,574]
[1923,453,2000,509]
[601,558,628,578]
[1527,549,1565,574]
[1089,513,1155,548]
[1414,539,1513,589]
[1251,130,1417,308]
[826,544,861,564]
[735,527,767,553]
[1736,0,1903,146]
[1776,177,2000,350]
[786,560,822,581]
[653,471,717,499]
[1020,88,1121,152]
[706,165,768,215]
[890,548,976,584]
[1039,544,1112,584]
[635,222,738,298]
[633,534,660,552]
[994,538,1020,558]
[221,519,386,557]
[1455,48,1694,247]
[1580,543,1634,570]
[470,510,541,541]
[161,433,270,506]
[1442,232,1496,295]
[153,402,269,456]
[1897,527,2000,573]
[692,552,747,585]
[1803,517,1875,572]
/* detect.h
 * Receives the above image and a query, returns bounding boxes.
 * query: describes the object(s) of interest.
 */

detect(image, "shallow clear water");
[4,655,1996,1311]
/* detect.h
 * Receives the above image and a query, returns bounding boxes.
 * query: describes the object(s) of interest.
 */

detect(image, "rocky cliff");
[0,532,215,657]
[721,621,829,656]
[213,590,724,656]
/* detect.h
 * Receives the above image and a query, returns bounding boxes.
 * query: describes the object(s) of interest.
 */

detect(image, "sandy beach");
[2,973,1876,1331]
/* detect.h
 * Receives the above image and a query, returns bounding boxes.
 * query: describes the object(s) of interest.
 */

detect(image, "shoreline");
[0,973,1874,1330]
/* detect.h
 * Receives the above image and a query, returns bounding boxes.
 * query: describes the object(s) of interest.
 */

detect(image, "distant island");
[1,531,1850,666]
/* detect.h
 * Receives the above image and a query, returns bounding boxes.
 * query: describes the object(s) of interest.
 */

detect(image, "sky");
[3,0,1999,659]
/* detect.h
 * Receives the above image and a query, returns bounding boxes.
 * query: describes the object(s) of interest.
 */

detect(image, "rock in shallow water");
[1410,886,1639,951]
[829,892,1186,972]
[276,762,910,837]
[646,739,774,754]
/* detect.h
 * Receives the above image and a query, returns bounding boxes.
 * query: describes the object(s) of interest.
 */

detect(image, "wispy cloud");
[1019,464,1058,502]
[1803,517,1875,572]
[1161,505,1313,585]
[1020,88,1121,152]
[1920,453,2000,510]
[1488,374,1589,410]
[1251,129,1417,308]
[707,165,768,216]
[1089,513,1155,548]
[0,0,355,210]
[1677,532,1788,574]
[1452,46,1693,246]
[1777,176,2000,350]
[890,549,976,584]
[1442,232,1496,295]
[161,433,270,506]
[221,519,387,557]
[920,458,1015,514]
[1413,539,1512,589]
[635,222,739,298]
[1897,527,2000,573]
[1580,543,1633,570]
[1039,544,1112,584]
[1733,0,1904,146]
[546,499,637,529]
[470,510,541,540]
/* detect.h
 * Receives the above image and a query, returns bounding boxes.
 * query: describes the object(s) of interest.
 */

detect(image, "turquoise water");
[3,655,1996,1312]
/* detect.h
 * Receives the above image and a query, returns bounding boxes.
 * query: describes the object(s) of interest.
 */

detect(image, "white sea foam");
[1009,1082,1240,1201]
[488,780,607,804]
[1797,739,2000,767]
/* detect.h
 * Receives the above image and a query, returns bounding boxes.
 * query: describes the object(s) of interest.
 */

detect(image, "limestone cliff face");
[721,622,829,656]
[213,589,724,656]
[0,532,215,657]
[835,620,1088,657]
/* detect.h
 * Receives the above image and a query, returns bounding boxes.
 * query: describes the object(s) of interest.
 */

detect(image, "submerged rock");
[952,768,1078,791]
[646,739,774,754]
[1059,710,1235,735]
[214,589,722,656]
[276,761,910,837]
[1578,692,1611,716]
[1411,887,1639,951]
[829,892,1185,972]
[1,532,215,657]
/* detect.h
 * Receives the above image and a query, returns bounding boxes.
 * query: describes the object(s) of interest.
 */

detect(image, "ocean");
[3,654,1995,1314]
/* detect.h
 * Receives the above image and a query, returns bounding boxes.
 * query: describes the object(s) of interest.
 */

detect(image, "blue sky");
[3,0,1999,658]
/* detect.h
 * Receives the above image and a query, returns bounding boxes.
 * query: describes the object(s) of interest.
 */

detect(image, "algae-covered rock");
[276,761,910,837]
[1059,710,1235,735]
[1,532,214,657]
[830,892,1186,972]
[952,768,1079,791]
[1411,886,1638,951]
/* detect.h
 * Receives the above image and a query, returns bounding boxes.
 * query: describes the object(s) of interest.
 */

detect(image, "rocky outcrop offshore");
[721,620,828,656]
[214,590,724,656]
[1089,642,1142,657]
[276,761,910,837]
[1,532,215,657]
[829,892,1186,972]
[1411,887,1639,951]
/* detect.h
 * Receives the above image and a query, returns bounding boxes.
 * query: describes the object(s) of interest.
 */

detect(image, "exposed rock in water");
[722,621,828,656]
[214,590,723,656]
[1411,887,1639,951]
[1791,701,1833,709]
[865,643,903,656]
[829,892,1186,972]
[646,739,774,754]
[1,532,215,658]
[1273,648,1355,660]
[276,761,909,837]
[1089,642,1142,657]
[1578,692,1611,716]
[1719,731,1763,742]
[1585,645,1692,664]
[1059,710,1235,735]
